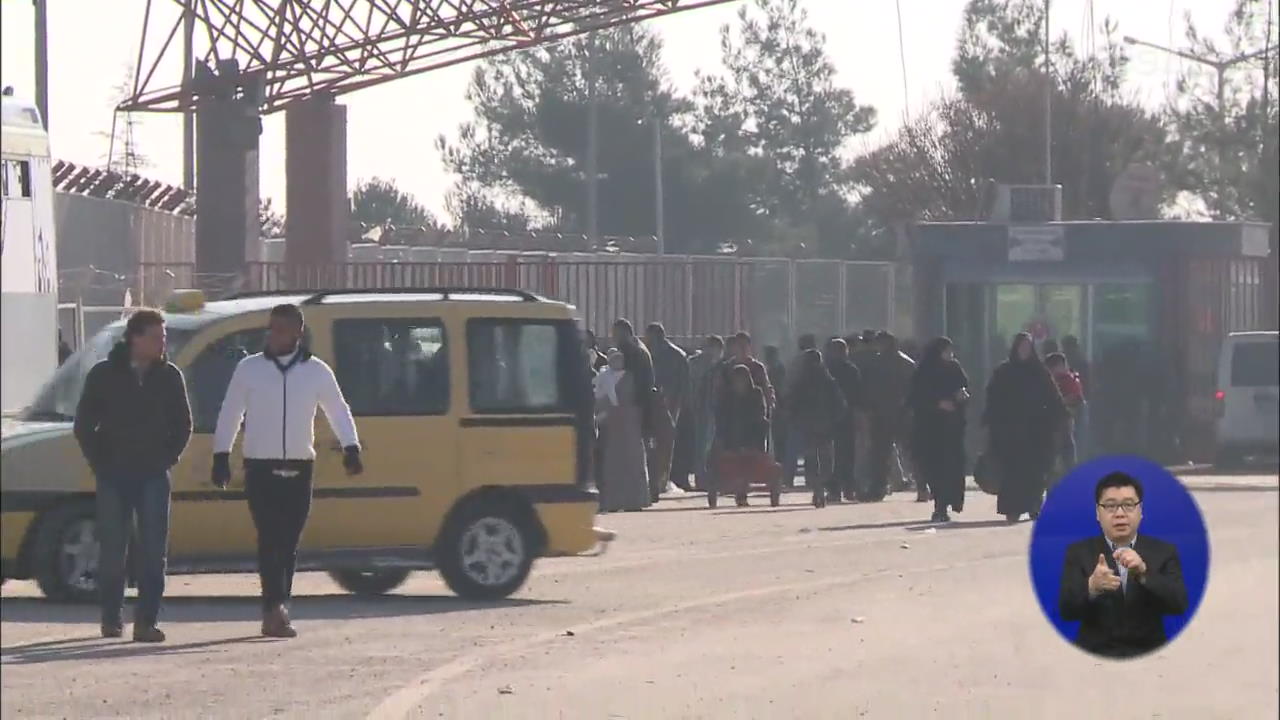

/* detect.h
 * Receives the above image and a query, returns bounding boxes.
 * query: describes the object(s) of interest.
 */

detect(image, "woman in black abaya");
[983,332,1067,523]
[908,337,970,523]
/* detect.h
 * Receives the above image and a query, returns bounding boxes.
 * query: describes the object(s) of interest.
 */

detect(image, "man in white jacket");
[212,303,362,638]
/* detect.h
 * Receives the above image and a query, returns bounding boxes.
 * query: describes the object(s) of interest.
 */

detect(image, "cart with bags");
[710,450,783,508]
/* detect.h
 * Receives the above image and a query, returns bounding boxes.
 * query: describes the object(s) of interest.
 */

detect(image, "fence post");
[684,259,694,340]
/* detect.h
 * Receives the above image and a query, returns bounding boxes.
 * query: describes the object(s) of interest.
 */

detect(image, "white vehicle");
[1,91,59,415]
[1214,330,1280,467]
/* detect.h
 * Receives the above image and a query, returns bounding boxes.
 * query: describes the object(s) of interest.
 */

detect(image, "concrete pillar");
[194,69,261,295]
[285,94,349,269]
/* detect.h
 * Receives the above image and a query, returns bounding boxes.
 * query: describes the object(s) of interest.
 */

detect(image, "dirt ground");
[2,472,1277,720]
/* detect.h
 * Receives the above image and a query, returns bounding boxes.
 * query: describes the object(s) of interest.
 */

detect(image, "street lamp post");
[34,0,49,129]
[1044,0,1052,186]
[1124,35,1276,219]
[651,110,664,256]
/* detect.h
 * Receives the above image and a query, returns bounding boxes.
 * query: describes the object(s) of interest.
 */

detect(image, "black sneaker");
[101,622,124,639]
[132,625,166,643]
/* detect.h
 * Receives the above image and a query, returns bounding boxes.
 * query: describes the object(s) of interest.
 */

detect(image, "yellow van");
[1,288,599,601]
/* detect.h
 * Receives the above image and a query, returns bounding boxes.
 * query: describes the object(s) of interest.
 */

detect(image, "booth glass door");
[991,283,1085,356]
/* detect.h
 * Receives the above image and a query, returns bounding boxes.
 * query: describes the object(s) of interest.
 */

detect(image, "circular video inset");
[1028,455,1210,659]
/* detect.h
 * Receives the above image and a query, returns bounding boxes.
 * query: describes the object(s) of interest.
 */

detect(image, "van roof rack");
[226,287,542,303]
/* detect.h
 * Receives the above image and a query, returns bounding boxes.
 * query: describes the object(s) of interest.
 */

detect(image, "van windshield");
[1231,339,1279,388]
[21,323,195,421]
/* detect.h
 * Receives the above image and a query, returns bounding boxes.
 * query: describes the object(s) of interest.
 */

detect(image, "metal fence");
[240,257,894,349]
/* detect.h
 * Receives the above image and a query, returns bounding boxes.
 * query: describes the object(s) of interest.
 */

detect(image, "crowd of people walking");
[587,320,1091,523]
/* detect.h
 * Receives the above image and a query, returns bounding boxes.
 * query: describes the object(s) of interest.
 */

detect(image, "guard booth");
[910,220,1274,464]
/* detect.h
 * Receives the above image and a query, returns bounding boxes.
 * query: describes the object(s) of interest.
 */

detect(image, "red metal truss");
[121,0,740,114]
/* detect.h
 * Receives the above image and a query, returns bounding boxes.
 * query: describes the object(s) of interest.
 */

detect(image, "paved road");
[3,473,1277,719]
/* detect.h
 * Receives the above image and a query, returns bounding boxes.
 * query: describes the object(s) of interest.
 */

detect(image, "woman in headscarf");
[595,349,651,512]
[712,364,770,507]
[786,349,847,508]
[908,337,970,523]
[983,332,1067,523]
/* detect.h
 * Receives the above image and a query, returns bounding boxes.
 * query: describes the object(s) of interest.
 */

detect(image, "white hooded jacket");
[213,348,359,461]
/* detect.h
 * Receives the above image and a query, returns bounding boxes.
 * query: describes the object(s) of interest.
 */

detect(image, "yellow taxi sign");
[164,289,206,313]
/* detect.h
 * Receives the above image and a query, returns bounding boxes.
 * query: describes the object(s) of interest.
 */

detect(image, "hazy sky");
[0,0,1239,219]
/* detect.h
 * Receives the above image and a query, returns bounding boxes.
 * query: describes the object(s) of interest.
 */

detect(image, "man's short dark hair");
[1095,471,1144,503]
[125,309,165,341]
[613,318,635,336]
[704,334,724,349]
[862,329,877,343]
[799,334,817,351]
[827,337,848,356]
[734,331,752,345]
[270,303,305,327]
[646,322,666,338]
[1045,352,1068,369]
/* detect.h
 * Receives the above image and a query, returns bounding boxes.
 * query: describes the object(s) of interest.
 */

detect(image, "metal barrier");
[240,258,893,349]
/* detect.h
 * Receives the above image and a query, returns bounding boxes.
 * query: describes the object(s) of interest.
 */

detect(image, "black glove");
[211,453,231,489]
[343,446,364,476]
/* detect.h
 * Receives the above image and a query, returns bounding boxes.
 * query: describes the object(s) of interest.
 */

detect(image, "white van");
[1,90,59,415]
[1214,331,1279,466]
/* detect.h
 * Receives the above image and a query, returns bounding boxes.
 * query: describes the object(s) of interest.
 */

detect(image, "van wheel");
[33,501,100,603]
[437,502,535,601]
[327,569,411,596]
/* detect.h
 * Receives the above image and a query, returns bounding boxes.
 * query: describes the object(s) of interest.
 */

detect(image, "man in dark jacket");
[74,309,192,642]
[644,323,690,491]
[1059,472,1188,658]
[614,319,664,500]
[860,331,916,502]
[824,338,864,503]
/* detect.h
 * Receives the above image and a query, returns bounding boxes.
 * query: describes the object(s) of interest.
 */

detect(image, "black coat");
[1058,535,1188,658]
[716,388,769,452]
[982,359,1066,462]
[825,359,864,424]
[74,342,192,477]
[908,359,969,447]
[789,370,846,439]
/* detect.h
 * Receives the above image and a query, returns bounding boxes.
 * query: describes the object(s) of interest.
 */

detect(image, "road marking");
[367,551,1022,719]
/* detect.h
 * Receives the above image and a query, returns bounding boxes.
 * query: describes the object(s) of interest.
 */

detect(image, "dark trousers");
[783,427,835,497]
[831,422,855,499]
[244,462,314,610]
[97,472,171,627]
[865,416,897,500]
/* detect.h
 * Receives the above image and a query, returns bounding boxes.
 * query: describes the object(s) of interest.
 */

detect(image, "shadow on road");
[1,594,565,626]
[905,519,1020,532]
[817,516,1026,534]
[1,635,263,666]
[814,519,926,533]
[712,506,814,515]
[1171,462,1280,477]
[1188,484,1279,493]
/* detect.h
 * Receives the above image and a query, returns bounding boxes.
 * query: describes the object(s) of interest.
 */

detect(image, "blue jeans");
[97,472,171,627]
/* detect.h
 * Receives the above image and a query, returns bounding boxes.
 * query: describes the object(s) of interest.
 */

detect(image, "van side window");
[2,159,32,198]
[467,320,563,414]
[333,319,449,416]
[186,328,270,433]
[1231,341,1279,388]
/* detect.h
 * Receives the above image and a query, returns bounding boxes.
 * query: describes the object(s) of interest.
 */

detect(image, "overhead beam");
[120,0,741,114]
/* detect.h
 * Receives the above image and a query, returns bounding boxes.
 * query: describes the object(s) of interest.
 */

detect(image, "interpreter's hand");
[1088,553,1122,598]
[938,399,957,412]
[211,453,231,489]
[343,446,364,476]
[1113,547,1147,577]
